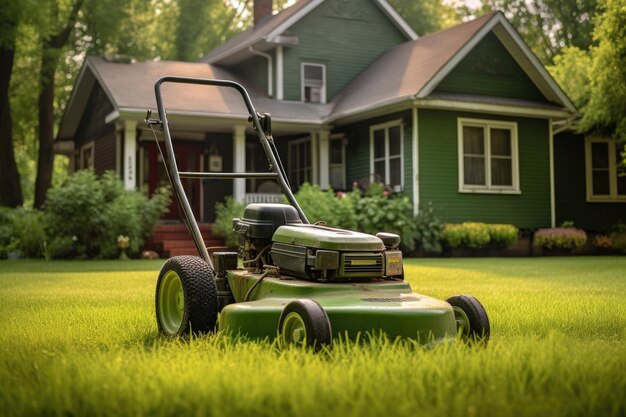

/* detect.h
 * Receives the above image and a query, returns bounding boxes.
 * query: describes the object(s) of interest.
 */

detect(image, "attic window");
[302,63,326,104]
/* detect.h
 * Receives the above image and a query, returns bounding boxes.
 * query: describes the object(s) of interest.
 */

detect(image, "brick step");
[154,223,213,232]
[144,222,224,258]
[150,232,216,241]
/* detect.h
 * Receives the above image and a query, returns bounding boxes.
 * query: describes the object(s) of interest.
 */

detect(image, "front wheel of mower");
[279,299,332,351]
[156,256,218,336]
[446,294,490,343]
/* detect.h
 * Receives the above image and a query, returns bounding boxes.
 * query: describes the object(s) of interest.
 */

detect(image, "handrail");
[153,76,309,268]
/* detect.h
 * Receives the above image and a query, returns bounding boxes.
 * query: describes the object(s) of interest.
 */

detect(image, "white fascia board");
[265,0,325,41]
[413,98,573,119]
[491,20,577,114]
[375,0,418,40]
[417,13,578,115]
[417,14,501,99]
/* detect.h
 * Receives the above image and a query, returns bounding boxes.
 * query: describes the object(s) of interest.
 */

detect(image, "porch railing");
[244,193,284,204]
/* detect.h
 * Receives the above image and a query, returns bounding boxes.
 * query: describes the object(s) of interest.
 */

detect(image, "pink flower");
[383,190,389,197]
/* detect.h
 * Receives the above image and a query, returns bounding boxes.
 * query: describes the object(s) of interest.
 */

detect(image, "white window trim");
[80,142,95,170]
[457,118,520,194]
[584,136,626,203]
[369,119,404,192]
[301,62,326,104]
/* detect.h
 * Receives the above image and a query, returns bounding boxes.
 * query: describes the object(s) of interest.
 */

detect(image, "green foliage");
[0,207,47,258]
[609,223,626,253]
[388,0,462,34]
[533,227,588,250]
[351,184,416,251]
[44,170,170,258]
[414,202,444,254]
[442,222,519,249]
[213,196,245,247]
[0,207,17,258]
[294,183,357,230]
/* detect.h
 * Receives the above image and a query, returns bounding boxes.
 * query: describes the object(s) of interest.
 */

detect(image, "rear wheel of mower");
[446,294,490,343]
[156,256,218,336]
[279,299,332,351]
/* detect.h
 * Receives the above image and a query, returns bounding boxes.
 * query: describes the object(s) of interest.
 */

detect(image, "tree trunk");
[33,48,57,209]
[33,0,84,209]
[0,19,24,208]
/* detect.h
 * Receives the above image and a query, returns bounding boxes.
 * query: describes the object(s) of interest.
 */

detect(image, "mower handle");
[153,76,309,268]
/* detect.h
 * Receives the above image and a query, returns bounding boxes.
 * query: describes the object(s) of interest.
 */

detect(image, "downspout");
[248,46,273,97]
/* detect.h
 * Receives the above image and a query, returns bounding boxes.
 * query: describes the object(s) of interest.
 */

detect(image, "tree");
[0,0,24,207]
[33,0,83,209]
[467,0,598,64]
[388,0,462,35]
[549,0,625,139]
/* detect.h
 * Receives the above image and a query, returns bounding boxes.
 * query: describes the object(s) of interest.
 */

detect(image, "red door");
[142,142,202,221]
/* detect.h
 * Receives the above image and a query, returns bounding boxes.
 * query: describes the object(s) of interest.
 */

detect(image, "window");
[329,136,346,190]
[585,137,626,202]
[80,142,94,170]
[288,138,312,190]
[458,118,519,193]
[370,121,403,191]
[301,63,326,103]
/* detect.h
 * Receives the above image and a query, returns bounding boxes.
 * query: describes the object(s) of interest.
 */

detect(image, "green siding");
[337,111,413,203]
[283,0,408,101]
[435,32,546,102]
[231,54,270,96]
[554,132,625,231]
[418,109,550,228]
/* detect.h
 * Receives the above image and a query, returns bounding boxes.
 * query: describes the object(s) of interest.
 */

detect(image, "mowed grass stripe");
[0,258,624,417]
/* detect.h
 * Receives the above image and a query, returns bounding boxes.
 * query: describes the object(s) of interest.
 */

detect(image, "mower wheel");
[446,294,490,343]
[279,299,332,351]
[156,255,218,336]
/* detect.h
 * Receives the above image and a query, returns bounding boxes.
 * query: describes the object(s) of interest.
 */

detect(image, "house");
[58,0,621,254]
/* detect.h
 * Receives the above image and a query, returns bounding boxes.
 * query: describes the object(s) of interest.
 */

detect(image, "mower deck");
[219,269,457,343]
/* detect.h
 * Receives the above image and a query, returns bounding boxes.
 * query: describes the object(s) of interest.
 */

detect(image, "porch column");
[233,125,246,202]
[310,131,319,184]
[318,130,330,189]
[123,120,137,190]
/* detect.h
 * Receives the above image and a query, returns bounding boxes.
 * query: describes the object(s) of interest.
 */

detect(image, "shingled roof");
[58,10,576,140]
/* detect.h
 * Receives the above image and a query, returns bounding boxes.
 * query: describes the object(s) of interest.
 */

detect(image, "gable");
[282,0,409,101]
[434,32,547,102]
[74,81,115,145]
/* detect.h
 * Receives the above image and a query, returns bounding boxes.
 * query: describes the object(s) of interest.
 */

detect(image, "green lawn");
[0,257,624,417]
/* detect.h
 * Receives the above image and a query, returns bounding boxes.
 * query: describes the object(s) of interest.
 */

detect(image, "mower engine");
[233,203,403,281]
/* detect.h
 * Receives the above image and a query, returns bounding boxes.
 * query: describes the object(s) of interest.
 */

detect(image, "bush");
[0,207,47,258]
[45,170,170,258]
[414,202,443,253]
[533,227,587,250]
[350,183,416,251]
[294,183,357,230]
[213,197,245,247]
[442,222,519,249]
[609,223,626,253]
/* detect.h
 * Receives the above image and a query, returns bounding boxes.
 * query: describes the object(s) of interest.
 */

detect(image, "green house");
[59,0,604,247]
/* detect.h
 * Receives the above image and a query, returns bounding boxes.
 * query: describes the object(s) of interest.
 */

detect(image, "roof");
[201,0,417,65]
[329,11,577,119]
[58,10,577,140]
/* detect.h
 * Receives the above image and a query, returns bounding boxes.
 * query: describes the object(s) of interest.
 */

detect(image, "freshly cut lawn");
[0,257,624,417]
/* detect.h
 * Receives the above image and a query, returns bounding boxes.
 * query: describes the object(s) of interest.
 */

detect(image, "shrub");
[213,197,245,247]
[533,227,587,250]
[0,207,17,258]
[45,170,170,258]
[486,224,519,247]
[609,223,626,253]
[0,207,47,258]
[414,202,444,254]
[442,222,519,249]
[294,183,357,230]
[351,183,416,251]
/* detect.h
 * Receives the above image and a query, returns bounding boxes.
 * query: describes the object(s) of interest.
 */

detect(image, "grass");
[0,257,624,417]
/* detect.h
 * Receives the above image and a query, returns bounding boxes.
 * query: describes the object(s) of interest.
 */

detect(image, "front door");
[142,142,202,221]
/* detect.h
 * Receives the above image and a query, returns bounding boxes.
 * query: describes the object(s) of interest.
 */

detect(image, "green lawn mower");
[147,77,490,350]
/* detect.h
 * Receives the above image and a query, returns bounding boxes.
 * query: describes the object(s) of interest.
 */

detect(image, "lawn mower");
[146,77,490,350]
